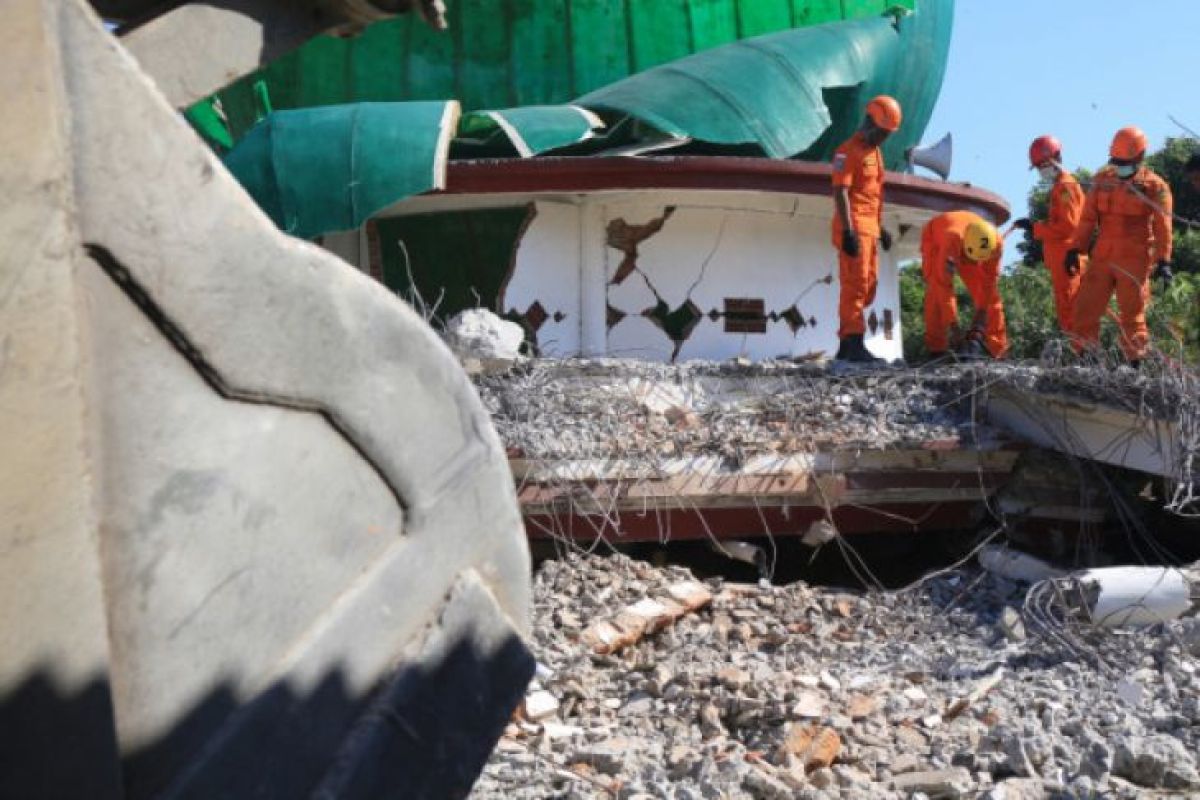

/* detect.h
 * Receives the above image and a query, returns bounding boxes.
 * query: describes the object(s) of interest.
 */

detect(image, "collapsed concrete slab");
[1,2,531,797]
[476,359,1031,545]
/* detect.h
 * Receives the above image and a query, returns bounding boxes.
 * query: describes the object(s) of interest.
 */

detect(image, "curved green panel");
[577,18,898,160]
[577,1,951,167]
[223,102,457,239]
[459,106,604,156]
[209,0,920,141]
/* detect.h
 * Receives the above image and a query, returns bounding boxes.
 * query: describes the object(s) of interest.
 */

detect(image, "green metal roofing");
[223,101,459,239]
[458,105,605,156]
[208,0,923,141]
[578,1,952,168]
[218,0,954,239]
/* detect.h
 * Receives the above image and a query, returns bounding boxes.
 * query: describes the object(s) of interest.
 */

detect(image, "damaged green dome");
[216,0,954,239]
[207,0,949,152]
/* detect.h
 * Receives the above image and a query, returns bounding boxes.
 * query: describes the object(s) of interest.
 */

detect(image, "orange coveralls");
[1033,172,1087,332]
[1069,165,1173,360]
[920,211,1008,358]
[831,132,884,338]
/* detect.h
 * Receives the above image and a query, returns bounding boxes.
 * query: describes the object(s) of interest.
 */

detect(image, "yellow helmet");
[963,218,999,262]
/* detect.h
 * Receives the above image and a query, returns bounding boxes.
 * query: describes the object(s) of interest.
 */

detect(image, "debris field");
[471,354,1200,799]
[474,552,1200,799]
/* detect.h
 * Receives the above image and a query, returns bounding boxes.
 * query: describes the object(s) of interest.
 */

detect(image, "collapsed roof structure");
[198,0,1193,550]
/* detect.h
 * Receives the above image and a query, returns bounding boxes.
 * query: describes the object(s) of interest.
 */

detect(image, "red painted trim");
[441,157,1011,224]
[524,501,983,543]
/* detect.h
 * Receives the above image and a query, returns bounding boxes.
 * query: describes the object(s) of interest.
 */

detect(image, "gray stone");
[979,778,1044,800]
[574,738,630,775]
[742,767,794,800]
[699,704,725,738]
[444,308,525,361]
[1113,735,1200,788]
[998,607,1026,642]
[833,764,870,787]
[808,768,836,790]
[891,767,973,799]
[620,694,655,717]
[1075,734,1113,780]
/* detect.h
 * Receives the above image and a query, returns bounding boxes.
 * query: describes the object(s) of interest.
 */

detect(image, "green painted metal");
[183,99,233,152]
[579,1,953,167]
[222,101,457,239]
[376,207,533,326]
[217,2,951,238]
[578,18,895,160]
[207,0,919,141]
[459,105,604,156]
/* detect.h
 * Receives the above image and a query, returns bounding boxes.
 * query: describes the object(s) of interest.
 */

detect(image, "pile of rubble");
[474,359,994,462]
[991,351,1197,421]
[473,356,1197,461]
[475,553,1200,799]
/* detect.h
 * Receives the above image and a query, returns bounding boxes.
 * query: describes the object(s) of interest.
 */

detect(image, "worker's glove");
[1011,218,1033,234]
[879,228,894,252]
[841,229,861,258]
[1064,249,1082,277]
[1154,260,1174,287]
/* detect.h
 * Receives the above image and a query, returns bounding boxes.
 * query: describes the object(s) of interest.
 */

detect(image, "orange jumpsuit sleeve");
[1069,185,1100,252]
[831,143,863,189]
[1034,180,1085,243]
[1150,178,1174,262]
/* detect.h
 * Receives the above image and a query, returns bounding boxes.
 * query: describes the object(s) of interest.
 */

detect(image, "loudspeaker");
[906,133,953,180]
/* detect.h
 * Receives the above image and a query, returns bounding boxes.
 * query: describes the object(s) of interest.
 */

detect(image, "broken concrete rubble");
[475,552,1200,799]
[474,357,1200,554]
[579,580,713,655]
[444,308,525,361]
[478,358,1036,548]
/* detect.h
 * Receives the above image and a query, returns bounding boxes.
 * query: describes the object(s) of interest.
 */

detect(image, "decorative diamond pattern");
[524,300,548,332]
[643,299,704,342]
[779,305,805,333]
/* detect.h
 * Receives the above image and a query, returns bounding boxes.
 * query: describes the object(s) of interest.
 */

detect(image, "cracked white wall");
[366,190,926,363]
[504,202,582,356]
[601,197,904,363]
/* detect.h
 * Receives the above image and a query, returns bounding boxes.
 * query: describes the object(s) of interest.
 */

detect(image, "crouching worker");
[919,211,1007,359]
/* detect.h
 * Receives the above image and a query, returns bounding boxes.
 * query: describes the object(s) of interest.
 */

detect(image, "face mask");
[1114,163,1137,179]
[1037,165,1058,183]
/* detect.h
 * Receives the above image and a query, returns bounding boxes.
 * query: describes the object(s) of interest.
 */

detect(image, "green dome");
[208,0,951,165]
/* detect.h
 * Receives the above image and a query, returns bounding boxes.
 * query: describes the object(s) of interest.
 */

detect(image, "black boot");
[836,334,885,364]
[956,337,988,361]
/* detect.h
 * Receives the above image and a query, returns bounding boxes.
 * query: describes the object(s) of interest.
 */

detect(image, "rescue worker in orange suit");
[1010,136,1086,333]
[919,211,1007,359]
[1067,127,1173,365]
[831,95,902,362]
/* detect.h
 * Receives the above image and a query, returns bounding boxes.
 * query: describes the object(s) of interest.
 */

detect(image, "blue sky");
[923,0,1199,239]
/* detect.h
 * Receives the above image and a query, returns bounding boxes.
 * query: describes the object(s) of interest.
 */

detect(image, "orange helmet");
[1109,127,1148,161]
[1028,135,1061,168]
[866,95,902,132]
